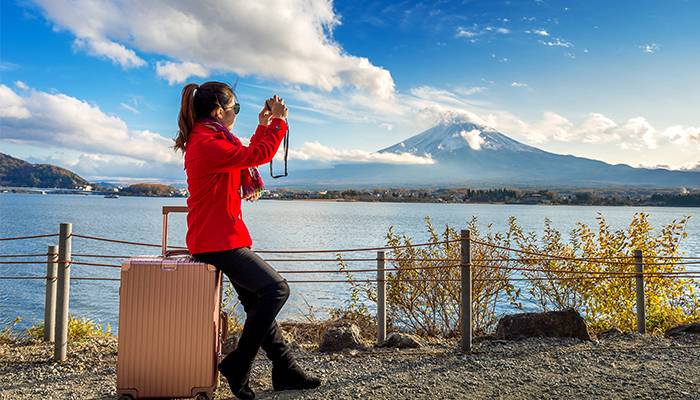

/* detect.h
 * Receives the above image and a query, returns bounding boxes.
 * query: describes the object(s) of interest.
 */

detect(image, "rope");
[253,239,462,254]
[72,261,121,268]
[0,261,50,265]
[470,263,700,276]
[71,233,461,253]
[469,239,700,265]
[72,253,131,258]
[0,253,50,258]
[0,233,58,241]
[277,264,461,274]
[262,257,459,262]
[72,277,120,281]
[4,273,699,283]
[71,233,186,249]
[0,276,47,280]
[0,233,59,241]
[470,263,700,277]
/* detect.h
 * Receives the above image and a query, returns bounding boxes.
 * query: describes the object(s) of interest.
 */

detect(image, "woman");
[174,81,320,399]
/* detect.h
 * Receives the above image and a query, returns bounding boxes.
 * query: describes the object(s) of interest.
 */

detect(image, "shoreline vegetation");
[2,185,699,206]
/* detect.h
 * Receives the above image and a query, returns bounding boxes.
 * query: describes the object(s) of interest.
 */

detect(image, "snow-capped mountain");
[381,119,540,156]
[272,118,700,189]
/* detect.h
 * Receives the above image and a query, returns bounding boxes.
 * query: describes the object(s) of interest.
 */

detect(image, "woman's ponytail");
[174,83,199,153]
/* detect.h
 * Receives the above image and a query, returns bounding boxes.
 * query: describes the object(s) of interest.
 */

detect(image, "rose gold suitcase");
[117,206,227,400]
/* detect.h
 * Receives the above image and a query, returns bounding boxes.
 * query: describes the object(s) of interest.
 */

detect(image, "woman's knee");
[258,280,290,305]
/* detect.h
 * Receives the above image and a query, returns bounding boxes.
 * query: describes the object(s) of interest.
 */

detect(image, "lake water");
[1,193,698,333]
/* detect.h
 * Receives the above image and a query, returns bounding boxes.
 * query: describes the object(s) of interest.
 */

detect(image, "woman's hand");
[267,95,288,119]
[258,107,272,126]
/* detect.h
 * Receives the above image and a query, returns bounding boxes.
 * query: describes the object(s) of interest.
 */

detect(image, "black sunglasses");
[222,102,240,115]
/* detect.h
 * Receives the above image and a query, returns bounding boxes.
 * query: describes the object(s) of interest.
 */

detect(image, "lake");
[1,193,698,333]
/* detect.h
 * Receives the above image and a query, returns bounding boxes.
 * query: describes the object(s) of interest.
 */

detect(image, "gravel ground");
[1,333,699,400]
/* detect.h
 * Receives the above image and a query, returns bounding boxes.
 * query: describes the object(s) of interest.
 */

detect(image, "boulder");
[495,308,591,341]
[379,332,422,349]
[598,327,624,339]
[665,323,700,337]
[318,323,365,352]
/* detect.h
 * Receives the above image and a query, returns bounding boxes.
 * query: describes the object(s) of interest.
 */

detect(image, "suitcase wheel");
[194,393,212,400]
[118,396,134,400]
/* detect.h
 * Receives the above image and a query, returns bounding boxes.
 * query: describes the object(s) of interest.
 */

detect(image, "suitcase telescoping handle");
[162,206,188,256]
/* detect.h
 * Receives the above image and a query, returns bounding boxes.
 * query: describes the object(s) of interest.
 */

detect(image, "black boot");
[271,360,322,391]
[218,356,256,399]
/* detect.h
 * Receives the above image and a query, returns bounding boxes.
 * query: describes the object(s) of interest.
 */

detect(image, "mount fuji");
[274,117,700,189]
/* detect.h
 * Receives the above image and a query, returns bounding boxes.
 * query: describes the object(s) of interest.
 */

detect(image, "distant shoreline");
[2,189,698,207]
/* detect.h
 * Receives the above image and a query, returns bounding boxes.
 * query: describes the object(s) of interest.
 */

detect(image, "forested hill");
[0,152,90,189]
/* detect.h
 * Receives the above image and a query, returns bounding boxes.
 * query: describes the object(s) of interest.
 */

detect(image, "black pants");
[193,247,292,370]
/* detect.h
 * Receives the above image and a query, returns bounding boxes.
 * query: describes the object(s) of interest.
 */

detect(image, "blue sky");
[1,0,699,182]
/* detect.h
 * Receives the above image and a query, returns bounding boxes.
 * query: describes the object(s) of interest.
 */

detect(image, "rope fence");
[2,258,700,275]
[2,222,700,360]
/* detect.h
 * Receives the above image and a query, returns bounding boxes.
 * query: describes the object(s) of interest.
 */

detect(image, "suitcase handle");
[162,206,189,256]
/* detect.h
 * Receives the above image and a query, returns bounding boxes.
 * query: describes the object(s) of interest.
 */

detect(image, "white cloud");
[0,84,179,165]
[661,125,699,145]
[511,82,528,88]
[619,117,657,149]
[34,0,395,97]
[639,43,659,54]
[539,38,573,48]
[526,29,549,36]
[484,109,697,154]
[285,141,435,165]
[577,113,619,143]
[155,61,209,85]
[454,86,486,96]
[460,129,485,150]
[14,81,29,90]
[455,28,478,38]
[456,25,510,39]
[380,123,394,131]
[0,84,31,119]
[26,151,186,181]
[680,161,700,172]
[119,102,140,114]
[485,26,510,34]
[73,37,146,68]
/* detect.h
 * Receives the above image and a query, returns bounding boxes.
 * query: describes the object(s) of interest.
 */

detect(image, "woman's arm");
[201,118,287,173]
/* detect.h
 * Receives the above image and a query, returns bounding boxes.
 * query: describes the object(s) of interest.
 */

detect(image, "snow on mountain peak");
[380,117,541,157]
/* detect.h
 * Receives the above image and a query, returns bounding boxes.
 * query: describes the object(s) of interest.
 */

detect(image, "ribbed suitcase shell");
[116,256,224,399]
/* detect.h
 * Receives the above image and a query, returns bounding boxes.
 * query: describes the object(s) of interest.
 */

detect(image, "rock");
[598,327,623,338]
[319,323,365,352]
[665,323,700,337]
[495,308,592,341]
[379,332,422,349]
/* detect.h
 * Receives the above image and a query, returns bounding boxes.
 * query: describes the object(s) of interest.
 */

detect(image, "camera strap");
[270,122,289,178]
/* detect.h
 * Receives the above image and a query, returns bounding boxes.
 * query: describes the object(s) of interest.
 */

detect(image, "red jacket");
[184,118,287,254]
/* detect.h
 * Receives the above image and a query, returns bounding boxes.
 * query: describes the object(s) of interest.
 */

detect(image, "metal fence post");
[376,251,386,345]
[44,245,58,342]
[634,250,646,334]
[460,229,472,353]
[54,223,72,361]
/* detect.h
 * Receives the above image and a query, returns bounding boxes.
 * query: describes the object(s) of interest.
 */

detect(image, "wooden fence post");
[460,229,472,353]
[376,251,386,345]
[634,249,646,334]
[44,245,58,342]
[54,223,72,361]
